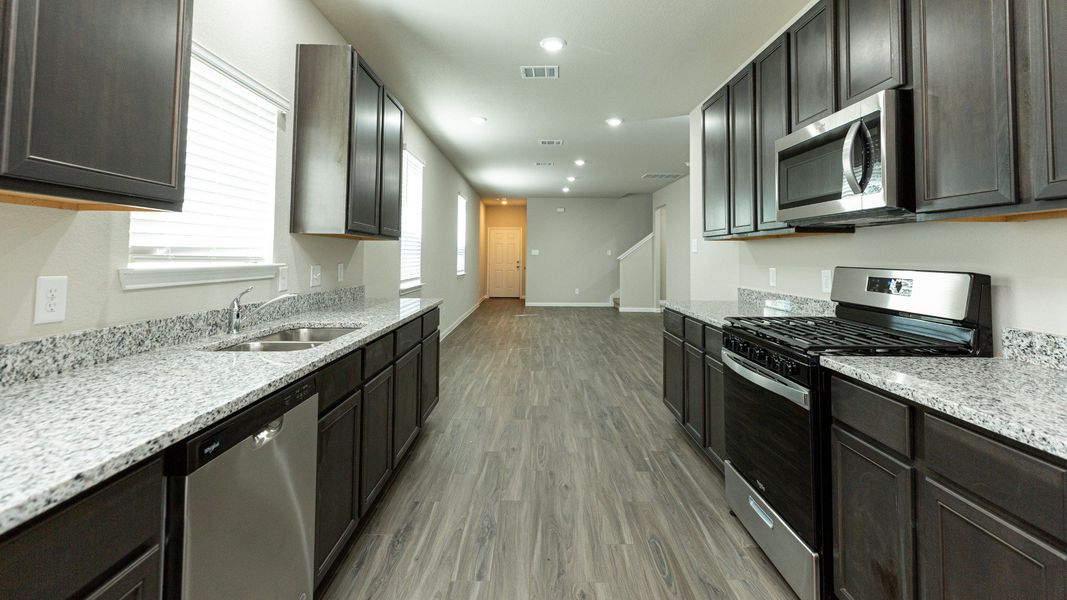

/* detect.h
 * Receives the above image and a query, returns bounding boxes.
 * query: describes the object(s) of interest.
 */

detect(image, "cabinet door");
[789,0,836,129]
[0,0,192,208]
[421,330,441,420]
[702,88,730,237]
[663,332,685,422]
[1029,0,1067,201]
[704,355,725,470]
[754,35,790,231]
[728,66,757,234]
[315,392,361,586]
[393,345,421,465]
[683,343,706,446]
[379,91,404,238]
[360,367,394,515]
[348,57,383,235]
[919,477,1066,599]
[832,425,915,600]
[837,0,905,106]
[912,0,1016,212]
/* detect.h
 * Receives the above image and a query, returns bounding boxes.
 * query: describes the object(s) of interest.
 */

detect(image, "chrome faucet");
[228,286,298,334]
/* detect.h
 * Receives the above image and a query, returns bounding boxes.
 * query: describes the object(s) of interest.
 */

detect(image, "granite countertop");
[0,297,442,536]
[821,355,1067,461]
[661,299,794,327]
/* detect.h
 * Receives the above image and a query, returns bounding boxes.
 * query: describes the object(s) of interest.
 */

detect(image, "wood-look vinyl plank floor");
[320,299,794,600]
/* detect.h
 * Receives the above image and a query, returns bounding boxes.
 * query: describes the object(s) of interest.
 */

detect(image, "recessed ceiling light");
[566,176,576,182]
[502,200,508,205]
[469,116,488,125]
[539,37,567,53]
[562,187,571,193]
[606,117,623,127]
[574,159,585,167]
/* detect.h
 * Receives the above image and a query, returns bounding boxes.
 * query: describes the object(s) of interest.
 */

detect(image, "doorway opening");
[482,199,527,299]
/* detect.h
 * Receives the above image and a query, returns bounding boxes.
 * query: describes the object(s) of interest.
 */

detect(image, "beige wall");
[619,239,656,310]
[483,205,527,298]
[652,176,692,302]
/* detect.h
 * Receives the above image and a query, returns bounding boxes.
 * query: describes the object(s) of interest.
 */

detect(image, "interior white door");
[488,227,522,297]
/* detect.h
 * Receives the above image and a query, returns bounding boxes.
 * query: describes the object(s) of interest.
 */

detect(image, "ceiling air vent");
[641,173,682,180]
[539,139,564,146]
[521,65,559,79]
[535,161,554,167]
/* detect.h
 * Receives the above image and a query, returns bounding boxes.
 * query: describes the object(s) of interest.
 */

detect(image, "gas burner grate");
[725,316,969,353]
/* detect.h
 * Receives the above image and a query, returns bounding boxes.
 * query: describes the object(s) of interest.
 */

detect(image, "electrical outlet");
[337,263,344,283]
[574,288,580,295]
[606,249,612,256]
[310,264,322,287]
[691,239,698,254]
[34,276,68,324]
[556,207,565,213]
[531,249,540,256]
[277,265,289,292]
[769,268,777,287]
[821,269,833,293]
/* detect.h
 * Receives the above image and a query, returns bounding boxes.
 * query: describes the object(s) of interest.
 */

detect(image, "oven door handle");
[722,350,811,410]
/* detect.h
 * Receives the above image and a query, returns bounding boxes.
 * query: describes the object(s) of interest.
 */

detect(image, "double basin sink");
[218,327,361,352]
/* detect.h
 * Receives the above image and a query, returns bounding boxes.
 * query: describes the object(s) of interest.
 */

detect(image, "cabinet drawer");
[684,318,704,346]
[318,349,363,414]
[703,326,723,361]
[924,414,1067,543]
[663,310,684,337]
[422,308,440,337]
[831,377,912,457]
[396,319,422,356]
[364,333,394,377]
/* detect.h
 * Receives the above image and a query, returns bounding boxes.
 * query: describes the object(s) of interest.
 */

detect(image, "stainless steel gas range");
[721,267,993,600]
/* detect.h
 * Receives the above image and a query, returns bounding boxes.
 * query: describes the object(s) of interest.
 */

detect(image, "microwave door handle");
[842,120,865,194]
[722,350,811,410]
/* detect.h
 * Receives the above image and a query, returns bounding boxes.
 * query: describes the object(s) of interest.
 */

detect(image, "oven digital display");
[866,276,913,297]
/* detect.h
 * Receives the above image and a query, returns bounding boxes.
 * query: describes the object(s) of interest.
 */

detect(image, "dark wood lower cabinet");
[683,342,706,445]
[314,391,361,586]
[360,366,394,515]
[919,476,1067,599]
[393,344,421,465]
[831,425,915,600]
[663,332,685,422]
[421,330,440,420]
[704,355,725,470]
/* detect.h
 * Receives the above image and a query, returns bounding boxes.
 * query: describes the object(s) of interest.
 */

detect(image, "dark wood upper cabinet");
[789,0,836,129]
[754,35,791,231]
[1029,0,1067,201]
[728,66,757,234]
[911,0,1016,212]
[379,92,404,238]
[663,331,685,422]
[832,425,915,600]
[315,391,361,587]
[683,342,706,446]
[0,0,192,210]
[348,58,384,235]
[919,477,1066,600]
[360,366,394,515]
[393,344,421,465]
[702,88,730,237]
[837,0,905,106]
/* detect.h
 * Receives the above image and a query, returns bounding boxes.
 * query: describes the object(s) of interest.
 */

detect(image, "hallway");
[321,299,793,599]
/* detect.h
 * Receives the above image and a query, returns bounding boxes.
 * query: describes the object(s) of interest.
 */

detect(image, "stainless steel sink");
[217,341,325,352]
[255,327,359,343]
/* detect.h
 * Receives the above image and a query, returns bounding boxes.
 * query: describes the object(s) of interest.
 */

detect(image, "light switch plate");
[337,263,344,283]
[821,269,833,293]
[310,264,322,287]
[691,239,698,253]
[607,249,612,256]
[556,207,565,213]
[34,276,67,324]
[769,268,777,287]
[277,265,289,292]
[574,288,580,295]
[531,249,540,256]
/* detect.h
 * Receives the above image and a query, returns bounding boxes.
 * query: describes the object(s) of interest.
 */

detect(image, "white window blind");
[400,151,424,289]
[128,54,278,264]
[456,194,467,275]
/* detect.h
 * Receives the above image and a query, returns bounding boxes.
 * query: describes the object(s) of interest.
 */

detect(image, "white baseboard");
[524,301,614,308]
[618,307,662,313]
[441,296,487,340]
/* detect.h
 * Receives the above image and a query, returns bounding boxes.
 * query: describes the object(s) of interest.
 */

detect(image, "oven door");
[722,349,816,546]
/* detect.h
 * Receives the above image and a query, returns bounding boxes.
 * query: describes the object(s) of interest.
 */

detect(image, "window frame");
[456,194,467,276]
[399,150,425,292]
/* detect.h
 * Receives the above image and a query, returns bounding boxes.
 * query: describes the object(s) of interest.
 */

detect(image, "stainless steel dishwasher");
[166,376,318,599]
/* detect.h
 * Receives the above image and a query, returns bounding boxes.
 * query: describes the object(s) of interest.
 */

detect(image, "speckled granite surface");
[736,288,837,317]
[663,288,835,327]
[1003,328,1067,371]
[0,296,440,536]
[821,355,1067,461]
[0,285,367,385]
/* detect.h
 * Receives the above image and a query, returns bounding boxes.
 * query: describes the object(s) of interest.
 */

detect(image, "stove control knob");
[737,342,749,355]
[769,355,782,371]
[753,348,767,362]
[783,361,799,376]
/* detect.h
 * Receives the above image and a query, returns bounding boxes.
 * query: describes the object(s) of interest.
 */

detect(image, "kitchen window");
[399,151,424,291]
[456,194,467,275]
[121,44,288,290]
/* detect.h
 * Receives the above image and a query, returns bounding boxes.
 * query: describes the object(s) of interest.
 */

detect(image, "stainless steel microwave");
[775,90,909,225]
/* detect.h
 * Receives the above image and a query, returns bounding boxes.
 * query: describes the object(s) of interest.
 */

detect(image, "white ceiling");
[311,0,808,199]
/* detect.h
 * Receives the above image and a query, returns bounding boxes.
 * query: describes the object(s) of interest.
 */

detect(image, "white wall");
[652,176,692,301]
[525,194,652,305]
